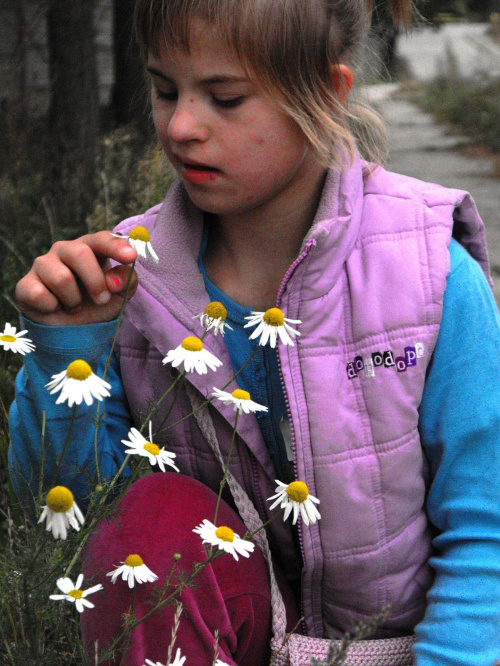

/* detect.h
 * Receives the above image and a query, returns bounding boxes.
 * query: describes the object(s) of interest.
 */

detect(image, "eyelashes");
[213,96,244,109]
[153,89,244,109]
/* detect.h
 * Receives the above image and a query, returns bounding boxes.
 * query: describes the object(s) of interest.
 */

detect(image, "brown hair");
[135,0,415,168]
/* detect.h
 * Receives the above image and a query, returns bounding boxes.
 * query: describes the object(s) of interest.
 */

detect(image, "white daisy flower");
[38,486,85,540]
[194,301,233,337]
[143,648,186,666]
[244,308,301,347]
[46,359,111,407]
[212,387,268,415]
[193,519,255,562]
[107,554,158,589]
[111,225,159,262]
[162,336,222,375]
[0,322,35,355]
[50,573,103,613]
[267,480,321,526]
[122,421,179,472]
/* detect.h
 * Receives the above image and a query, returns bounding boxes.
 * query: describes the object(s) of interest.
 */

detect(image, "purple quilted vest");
[113,156,491,638]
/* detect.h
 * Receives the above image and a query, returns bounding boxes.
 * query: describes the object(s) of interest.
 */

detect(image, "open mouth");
[185,163,216,170]
[183,162,218,172]
[181,162,220,183]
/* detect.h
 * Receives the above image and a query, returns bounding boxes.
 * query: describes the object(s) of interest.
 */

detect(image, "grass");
[410,47,500,161]
[0,105,179,662]
[0,113,175,553]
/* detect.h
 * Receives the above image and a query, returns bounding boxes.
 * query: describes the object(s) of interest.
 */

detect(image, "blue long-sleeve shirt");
[8,239,500,665]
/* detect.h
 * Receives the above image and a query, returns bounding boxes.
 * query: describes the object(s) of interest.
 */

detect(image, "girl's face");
[148,21,325,222]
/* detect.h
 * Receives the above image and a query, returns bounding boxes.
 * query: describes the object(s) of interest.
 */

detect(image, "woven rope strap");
[288,634,415,666]
[186,385,289,665]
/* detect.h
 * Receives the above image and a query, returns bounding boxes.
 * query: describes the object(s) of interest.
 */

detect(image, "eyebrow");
[146,66,249,85]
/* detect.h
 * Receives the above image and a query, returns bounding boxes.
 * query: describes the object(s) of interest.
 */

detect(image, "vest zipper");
[276,239,315,636]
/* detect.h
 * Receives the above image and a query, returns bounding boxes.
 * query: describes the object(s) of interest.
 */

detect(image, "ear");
[330,64,354,104]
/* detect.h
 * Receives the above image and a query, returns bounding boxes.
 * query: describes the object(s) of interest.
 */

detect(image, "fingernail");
[97,291,111,305]
[112,276,121,288]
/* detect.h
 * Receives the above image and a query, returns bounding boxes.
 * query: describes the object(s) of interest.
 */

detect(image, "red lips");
[175,155,220,184]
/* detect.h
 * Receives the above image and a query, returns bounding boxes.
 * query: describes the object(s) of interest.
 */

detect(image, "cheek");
[151,106,171,143]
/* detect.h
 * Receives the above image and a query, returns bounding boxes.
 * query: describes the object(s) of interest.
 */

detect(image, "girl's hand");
[15,232,139,326]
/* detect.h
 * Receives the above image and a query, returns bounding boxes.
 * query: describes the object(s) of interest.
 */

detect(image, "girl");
[10,0,500,664]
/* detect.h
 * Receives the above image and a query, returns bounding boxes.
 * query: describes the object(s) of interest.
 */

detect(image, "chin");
[184,191,250,217]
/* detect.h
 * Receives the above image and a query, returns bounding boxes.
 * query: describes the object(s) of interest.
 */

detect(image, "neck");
[203,165,327,310]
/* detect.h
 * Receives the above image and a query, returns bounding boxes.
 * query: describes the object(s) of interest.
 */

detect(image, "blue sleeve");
[415,239,500,665]
[8,317,132,516]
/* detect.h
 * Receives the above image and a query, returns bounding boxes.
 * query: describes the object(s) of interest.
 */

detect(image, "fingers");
[15,232,138,318]
[104,264,139,301]
[83,231,137,265]
[15,272,61,316]
[53,241,112,308]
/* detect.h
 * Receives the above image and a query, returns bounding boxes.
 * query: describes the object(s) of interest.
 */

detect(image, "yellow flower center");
[215,526,235,543]
[204,302,227,321]
[46,486,74,513]
[68,589,83,599]
[143,442,160,456]
[66,360,92,381]
[0,335,17,342]
[128,225,150,242]
[263,308,285,327]
[286,481,309,503]
[124,554,144,567]
[232,389,250,401]
[181,336,203,352]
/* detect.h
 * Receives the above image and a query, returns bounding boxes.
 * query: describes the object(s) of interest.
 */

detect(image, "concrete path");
[376,89,500,300]
[396,22,500,80]
[363,23,500,300]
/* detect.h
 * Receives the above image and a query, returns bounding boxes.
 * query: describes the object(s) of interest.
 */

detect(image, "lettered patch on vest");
[346,343,424,379]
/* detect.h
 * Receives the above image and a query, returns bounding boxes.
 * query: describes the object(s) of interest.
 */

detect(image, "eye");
[153,88,177,102]
[212,96,244,109]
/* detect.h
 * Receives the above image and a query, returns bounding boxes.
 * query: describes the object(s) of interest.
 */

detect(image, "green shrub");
[415,60,500,153]
[87,128,175,233]
[0,123,174,525]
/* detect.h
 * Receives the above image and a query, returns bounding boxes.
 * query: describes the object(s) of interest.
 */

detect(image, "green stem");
[152,372,186,438]
[37,411,46,507]
[23,576,37,661]
[163,346,261,434]
[118,586,137,666]
[223,344,261,390]
[244,505,285,540]
[92,259,137,485]
[101,259,136,384]
[26,539,47,575]
[213,410,239,527]
[109,456,147,500]
[93,403,103,486]
[99,560,209,662]
[62,458,150,581]
[62,528,96,579]
[50,404,77,487]
[140,370,186,434]
[106,453,132,495]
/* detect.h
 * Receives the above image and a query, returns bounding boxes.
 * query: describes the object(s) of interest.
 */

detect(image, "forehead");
[148,19,249,78]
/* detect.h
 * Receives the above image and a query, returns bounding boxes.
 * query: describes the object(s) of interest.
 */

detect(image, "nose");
[167,98,209,144]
